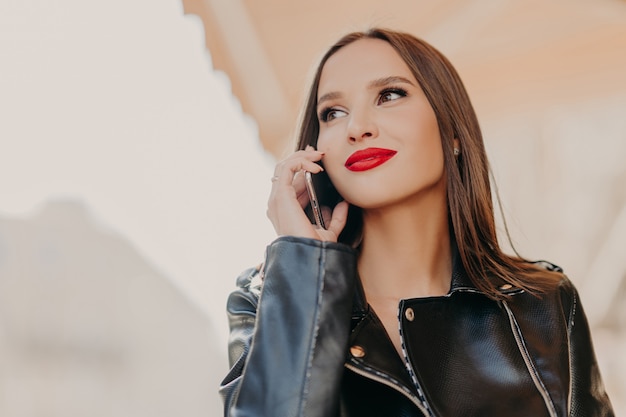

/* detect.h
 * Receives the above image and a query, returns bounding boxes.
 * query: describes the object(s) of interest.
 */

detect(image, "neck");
[357,190,452,301]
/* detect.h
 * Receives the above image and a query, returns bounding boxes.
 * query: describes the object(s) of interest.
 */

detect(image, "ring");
[271,176,279,182]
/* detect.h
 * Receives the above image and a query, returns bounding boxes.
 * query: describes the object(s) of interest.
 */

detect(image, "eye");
[319,107,347,122]
[378,88,407,104]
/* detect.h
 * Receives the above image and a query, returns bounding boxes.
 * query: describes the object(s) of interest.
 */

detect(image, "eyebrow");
[317,76,415,108]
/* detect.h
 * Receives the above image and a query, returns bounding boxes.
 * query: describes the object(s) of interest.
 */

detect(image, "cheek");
[316,135,350,196]
[316,130,344,170]
[400,112,443,160]
[316,128,334,153]
[318,148,344,181]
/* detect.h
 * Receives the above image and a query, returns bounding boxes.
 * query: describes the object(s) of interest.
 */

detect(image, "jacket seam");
[345,360,430,416]
[298,246,326,415]
[566,285,577,417]
[502,300,558,417]
[568,287,577,333]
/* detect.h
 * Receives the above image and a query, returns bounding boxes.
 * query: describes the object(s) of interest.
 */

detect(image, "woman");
[219,28,614,417]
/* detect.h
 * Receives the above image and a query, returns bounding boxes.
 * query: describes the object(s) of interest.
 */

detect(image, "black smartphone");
[303,170,342,230]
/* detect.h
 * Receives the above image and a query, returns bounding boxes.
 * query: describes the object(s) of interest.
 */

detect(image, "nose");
[347,107,378,142]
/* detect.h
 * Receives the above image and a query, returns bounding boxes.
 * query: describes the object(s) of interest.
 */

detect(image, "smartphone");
[303,170,357,244]
[305,171,326,229]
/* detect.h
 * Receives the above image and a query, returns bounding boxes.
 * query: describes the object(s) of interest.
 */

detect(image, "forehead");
[318,38,415,94]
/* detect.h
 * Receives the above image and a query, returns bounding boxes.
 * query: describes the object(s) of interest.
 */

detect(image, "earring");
[453,148,460,156]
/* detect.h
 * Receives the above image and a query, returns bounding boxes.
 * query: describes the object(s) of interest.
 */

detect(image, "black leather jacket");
[219,236,613,417]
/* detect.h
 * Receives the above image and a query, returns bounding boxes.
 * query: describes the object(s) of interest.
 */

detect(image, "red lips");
[345,147,397,172]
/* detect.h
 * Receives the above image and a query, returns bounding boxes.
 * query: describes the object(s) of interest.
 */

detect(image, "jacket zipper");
[345,362,431,417]
[345,289,483,417]
[398,308,434,417]
[502,300,558,417]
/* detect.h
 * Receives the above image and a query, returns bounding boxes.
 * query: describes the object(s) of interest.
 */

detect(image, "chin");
[341,190,400,210]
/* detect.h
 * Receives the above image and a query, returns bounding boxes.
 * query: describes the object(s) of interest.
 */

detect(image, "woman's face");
[316,38,446,211]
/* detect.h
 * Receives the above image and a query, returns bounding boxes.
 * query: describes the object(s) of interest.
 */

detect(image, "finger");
[274,148,323,174]
[274,161,323,187]
[296,189,310,208]
[266,148,326,238]
[326,201,349,238]
[291,172,309,208]
[272,151,324,187]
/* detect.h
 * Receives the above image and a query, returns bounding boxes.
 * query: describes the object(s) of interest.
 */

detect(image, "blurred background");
[0,0,624,415]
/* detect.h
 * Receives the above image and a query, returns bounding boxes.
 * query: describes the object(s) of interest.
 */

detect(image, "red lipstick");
[345,147,397,172]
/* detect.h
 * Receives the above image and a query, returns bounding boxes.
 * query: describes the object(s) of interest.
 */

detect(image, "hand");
[267,146,349,242]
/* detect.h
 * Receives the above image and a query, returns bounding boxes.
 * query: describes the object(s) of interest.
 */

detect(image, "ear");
[453,138,460,156]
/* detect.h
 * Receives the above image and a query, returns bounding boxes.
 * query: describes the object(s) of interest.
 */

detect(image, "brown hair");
[296,28,560,299]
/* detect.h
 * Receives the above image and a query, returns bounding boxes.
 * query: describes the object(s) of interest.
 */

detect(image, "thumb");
[326,201,349,239]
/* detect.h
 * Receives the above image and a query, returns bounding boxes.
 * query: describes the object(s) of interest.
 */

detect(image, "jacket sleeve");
[561,279,614,416]
[219,236,358,417]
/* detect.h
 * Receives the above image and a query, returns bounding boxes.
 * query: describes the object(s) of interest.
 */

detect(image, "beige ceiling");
[182,0,626,158]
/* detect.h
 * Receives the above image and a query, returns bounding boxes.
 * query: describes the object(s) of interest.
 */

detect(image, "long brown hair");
[296,28,561,299]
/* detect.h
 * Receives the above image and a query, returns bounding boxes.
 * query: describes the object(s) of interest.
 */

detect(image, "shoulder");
[235,264,263,295]
[519,259,580,323]
[530,259,564,274]
[525,259,576,298]
[501,261,586,343]
[529,260,575,296]
[226,264,263,316]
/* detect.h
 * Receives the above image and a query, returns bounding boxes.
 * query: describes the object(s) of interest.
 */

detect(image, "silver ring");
[271,176,279,182]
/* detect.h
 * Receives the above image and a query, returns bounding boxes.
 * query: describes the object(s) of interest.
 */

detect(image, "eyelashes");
[318,87,409,122]
[319,107,345,122]
[377,87,407,104]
